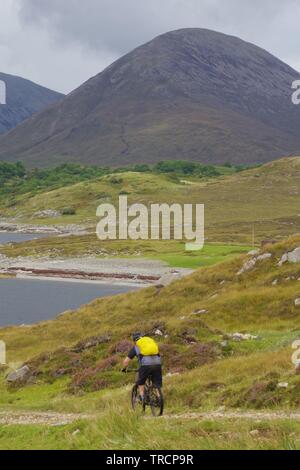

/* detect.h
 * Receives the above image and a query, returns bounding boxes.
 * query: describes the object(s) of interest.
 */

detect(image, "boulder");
[237,253,272,275]
[237,258,257,275]
[154,329,164,336]
[287,247,300,263]
[279,247,300,266]
[295,298,300,308]
[279,253,288,266]
[6,365,30,383]
[277,382,289,389]
[256,253,272,262]
[193,309,208,315]
[248,250,259,256]
[166,372,180,377]
[230,333,259,341]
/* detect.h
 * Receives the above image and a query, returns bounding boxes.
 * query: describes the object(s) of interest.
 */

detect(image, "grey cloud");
[1,0,299,94]
[17,0,300,72]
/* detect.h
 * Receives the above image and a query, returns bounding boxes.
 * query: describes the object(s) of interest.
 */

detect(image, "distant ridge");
[0,72,64,135]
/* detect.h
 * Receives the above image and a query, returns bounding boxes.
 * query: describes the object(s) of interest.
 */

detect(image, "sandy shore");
[15,273,145,287]
[0,221,90,235]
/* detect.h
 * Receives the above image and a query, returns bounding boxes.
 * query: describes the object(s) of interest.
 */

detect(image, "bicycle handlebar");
[122,368,139,373]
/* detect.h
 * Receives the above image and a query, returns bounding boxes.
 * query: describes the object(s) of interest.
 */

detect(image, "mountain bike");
[123,369,164,417]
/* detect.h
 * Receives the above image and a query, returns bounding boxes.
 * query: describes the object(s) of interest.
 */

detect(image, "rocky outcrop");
[6,365,30,383]
[229,333,259,341]
[33,210,61,219]
[279,247,300,266]
[237,253,272,275]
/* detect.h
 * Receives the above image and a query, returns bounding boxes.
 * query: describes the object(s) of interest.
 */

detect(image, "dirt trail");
[163,410,300,421]
[1,409,300,426]
[0,411,89,426]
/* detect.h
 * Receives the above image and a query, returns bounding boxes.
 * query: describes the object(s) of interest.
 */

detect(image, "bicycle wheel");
[149,386,164,417]
[131,385,138,410]
[131,385,145,413]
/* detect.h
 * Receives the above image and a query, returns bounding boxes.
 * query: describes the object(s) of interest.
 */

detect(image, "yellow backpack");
[136,336,159,356]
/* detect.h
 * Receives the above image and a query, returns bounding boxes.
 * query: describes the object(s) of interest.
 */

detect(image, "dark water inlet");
[0,232,51,244]
[0,278,137,327]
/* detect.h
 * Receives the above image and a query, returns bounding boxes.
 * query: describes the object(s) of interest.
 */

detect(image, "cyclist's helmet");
[132,332,144,342]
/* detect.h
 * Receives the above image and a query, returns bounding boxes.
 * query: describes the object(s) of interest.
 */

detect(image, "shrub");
[62,207,76,216]
[109,177,123,185]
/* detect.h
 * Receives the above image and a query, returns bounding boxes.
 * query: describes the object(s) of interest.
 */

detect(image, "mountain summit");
[0,28,299,167]
[0,72,63,135]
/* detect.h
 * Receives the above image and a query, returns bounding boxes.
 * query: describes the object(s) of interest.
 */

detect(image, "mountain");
[0,28,299,167]
[0,72,64,135]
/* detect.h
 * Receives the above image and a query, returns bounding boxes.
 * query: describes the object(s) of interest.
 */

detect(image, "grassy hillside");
[1,157,299,245]
[2,235,300,361]
[0,237,251,269]
[0,235,300,448]
[0,159,238,203]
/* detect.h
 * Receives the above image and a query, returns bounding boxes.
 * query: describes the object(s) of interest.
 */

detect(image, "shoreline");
[15,273,146,287]
[3,266,160,285]
[0,221,90,236]
[0,229,193,286]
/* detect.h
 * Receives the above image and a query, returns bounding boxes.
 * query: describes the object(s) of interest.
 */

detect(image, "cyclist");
[122,332,162,402]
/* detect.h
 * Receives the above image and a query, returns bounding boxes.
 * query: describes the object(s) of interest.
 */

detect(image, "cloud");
[18,0,300,65]
[0,0,115,93]
[1,1,299,93]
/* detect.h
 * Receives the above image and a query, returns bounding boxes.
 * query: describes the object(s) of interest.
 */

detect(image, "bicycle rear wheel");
[149,386,164,417]
[131,385,138,410]
[131,385,145,413]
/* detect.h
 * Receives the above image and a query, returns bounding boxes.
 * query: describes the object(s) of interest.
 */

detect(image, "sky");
[0,0,300,94]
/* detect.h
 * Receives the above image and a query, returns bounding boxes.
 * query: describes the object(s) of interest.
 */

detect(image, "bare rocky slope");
[0,28,299,167]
